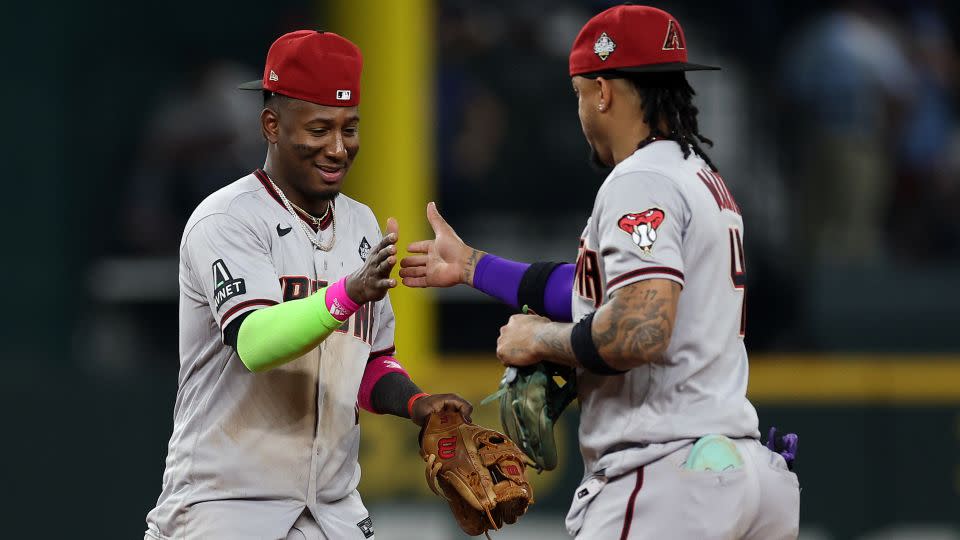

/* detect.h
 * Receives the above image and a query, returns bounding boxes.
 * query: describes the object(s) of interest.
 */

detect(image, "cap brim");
[237,79,264,90]
[614,61,721,73]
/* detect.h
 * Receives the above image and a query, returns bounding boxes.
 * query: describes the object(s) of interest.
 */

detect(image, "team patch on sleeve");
[618,208,665,257]
[212,259,247,309]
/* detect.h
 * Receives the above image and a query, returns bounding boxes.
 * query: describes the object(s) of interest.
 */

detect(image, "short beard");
[588,145,612,172]
[313,189,340,202]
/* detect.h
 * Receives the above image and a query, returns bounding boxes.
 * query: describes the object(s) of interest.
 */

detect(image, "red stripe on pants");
[619,467,645,540]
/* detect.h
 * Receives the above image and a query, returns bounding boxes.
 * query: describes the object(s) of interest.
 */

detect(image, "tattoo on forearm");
[535,323,575,364]
[593,285,677,367]
[463,248,483,285]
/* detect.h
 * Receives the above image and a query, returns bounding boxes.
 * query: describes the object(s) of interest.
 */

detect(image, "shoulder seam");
[180,203,268,262]
[598,169,693,227]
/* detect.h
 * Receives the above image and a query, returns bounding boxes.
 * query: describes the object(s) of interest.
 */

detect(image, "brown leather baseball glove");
[419,411,533,537]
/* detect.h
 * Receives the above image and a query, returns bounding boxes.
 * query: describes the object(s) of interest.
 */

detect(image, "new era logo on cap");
[237,30,362,107]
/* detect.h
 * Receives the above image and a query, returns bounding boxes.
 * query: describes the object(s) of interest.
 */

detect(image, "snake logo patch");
[618,208,666,257]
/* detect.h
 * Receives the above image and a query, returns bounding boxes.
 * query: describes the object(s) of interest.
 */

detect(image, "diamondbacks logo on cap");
[336,89,352,101]
[593,32,616,61]
[269,70,279,82]
[662,20,685,50]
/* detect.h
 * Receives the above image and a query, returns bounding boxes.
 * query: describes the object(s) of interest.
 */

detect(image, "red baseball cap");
[239,30,362,107]
[569,5,719,77]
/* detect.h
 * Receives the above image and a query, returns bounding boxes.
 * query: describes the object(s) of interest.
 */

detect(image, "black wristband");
[518,261,563,314]
[371,372,422,417]
[571,312,627,375]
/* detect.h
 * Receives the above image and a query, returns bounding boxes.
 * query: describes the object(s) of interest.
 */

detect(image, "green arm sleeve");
[236,287,344,372]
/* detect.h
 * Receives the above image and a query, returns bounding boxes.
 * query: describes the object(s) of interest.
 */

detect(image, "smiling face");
[261,94,360,208]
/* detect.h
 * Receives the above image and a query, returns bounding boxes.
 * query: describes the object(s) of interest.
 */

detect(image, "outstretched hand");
[346,217,399,304]
[399,202,484,288]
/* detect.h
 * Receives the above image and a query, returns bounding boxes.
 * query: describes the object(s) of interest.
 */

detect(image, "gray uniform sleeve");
[595,171,689,295]
[183,213,282,339]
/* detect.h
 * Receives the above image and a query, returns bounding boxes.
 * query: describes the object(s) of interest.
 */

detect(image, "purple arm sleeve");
[472,255,574,322]
[472,255,528,307]
[543,264,575,322]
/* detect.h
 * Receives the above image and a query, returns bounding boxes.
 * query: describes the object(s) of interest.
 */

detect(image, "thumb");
[426,202,450,235]
[385,217,399,240]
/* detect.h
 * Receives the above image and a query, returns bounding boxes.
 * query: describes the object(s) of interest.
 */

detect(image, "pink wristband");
[325,277,361,322]
[357,356,410,413]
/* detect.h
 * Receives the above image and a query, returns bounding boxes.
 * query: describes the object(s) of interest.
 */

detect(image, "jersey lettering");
[279,276,373,345]
[697,168,740,215]
[575,239,602,308]
[729,228,747,337]
[280,276,311,301]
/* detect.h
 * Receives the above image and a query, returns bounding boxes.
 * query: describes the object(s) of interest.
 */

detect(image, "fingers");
[370,229,398,261]
[377,251,396,273]
[426,201,449,235]
[455,400,474,423]
[431,394,473,423]
[407,240,433,254]
[402,276,428,288]
[398,266,426,279]
[376,231,398,253]
[399,255,428,268]
[378,278,397,289]
[386,216,399,238]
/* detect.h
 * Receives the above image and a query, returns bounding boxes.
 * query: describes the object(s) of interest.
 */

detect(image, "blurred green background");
[4,0,960,538]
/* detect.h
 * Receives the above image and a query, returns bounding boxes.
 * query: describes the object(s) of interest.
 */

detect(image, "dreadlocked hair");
[627,71,717,171]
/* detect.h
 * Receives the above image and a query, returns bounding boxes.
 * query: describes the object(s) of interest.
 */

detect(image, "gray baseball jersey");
[572,139,760,478]
[146,169,390,539]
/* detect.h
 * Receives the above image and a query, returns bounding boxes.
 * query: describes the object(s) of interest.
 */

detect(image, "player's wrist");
[407,392,431,421]
[326,277,361,321]
[460,246,486,287]
[533,321,561,360]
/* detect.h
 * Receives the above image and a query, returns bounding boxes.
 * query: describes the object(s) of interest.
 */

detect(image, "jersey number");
[575,239,602,308]
[728,228,746,337]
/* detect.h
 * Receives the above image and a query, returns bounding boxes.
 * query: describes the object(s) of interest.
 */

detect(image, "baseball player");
[145,31,472,540]
[400,6,800,539]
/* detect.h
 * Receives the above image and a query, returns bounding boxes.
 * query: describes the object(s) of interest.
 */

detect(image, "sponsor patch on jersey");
[358,236,371,261]
[618,208,665,257]
[593,32,616,61]
[356,516,374,538]
[212,259,246,309]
